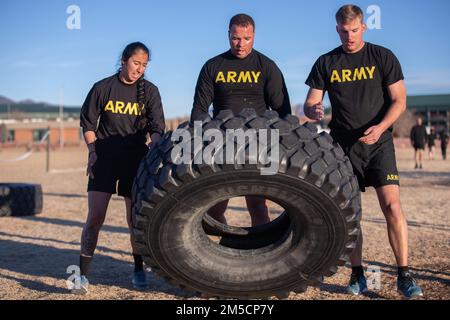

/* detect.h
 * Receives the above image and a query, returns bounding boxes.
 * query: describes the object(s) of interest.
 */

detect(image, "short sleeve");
[382,50,404,86]
[305,57,326,90]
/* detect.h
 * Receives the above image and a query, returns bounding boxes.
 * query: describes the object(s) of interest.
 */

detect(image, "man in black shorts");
[191,14,291,226]
[410,117,427,169]
[304,5,423,298]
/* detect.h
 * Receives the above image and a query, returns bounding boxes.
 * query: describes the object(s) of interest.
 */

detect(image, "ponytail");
[135,76,148,131]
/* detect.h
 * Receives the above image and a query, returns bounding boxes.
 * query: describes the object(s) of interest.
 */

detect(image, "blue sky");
[1,0,449,118]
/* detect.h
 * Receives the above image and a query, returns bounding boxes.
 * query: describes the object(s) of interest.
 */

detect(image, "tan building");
[0,120,81,148]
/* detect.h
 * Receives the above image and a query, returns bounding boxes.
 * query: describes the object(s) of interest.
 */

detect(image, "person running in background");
[74,42,165,294]
[410,117,427,169]
[427,127,436,160]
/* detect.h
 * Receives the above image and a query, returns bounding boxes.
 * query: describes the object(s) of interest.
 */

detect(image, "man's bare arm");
[304,87,325,121]
[359,80,407,145]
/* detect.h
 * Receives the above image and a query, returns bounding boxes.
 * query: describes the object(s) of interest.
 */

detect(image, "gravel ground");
[0,144,449,300]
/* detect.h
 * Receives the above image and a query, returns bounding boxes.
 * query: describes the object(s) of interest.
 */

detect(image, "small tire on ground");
[0,183,43,217]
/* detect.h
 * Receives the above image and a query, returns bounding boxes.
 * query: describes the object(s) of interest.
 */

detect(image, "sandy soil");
[0,143,449,300]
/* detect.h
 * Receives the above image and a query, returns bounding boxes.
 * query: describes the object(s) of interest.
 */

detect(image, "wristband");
[87,142,96,153]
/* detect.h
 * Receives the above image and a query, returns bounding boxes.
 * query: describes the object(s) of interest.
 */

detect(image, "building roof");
[407,94,450,111]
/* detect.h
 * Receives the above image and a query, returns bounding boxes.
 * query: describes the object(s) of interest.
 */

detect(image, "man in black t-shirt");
[191,14,291,226]
[304,5,423,298]
[410,117,428,169]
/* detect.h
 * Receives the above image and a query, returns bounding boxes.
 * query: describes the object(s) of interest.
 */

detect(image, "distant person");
[304,4,423,298]
[191,13,291,226]
[75,42,165,294]
[440,131,449,160]
[427,127,436,160]
[410,117,427,169]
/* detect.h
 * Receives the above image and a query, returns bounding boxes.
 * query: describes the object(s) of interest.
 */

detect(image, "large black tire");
[132,109,361,299]
[0,183,43,217]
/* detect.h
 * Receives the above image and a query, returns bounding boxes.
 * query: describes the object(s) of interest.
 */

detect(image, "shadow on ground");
[0,239,194,298]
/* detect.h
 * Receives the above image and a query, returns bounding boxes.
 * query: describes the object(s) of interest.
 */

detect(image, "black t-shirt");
[191,49,291,121]
[305,42,404,136]
[410,125,427,145]
[80,74,165,151]
[440,132,449,146]
[427,132,436,146]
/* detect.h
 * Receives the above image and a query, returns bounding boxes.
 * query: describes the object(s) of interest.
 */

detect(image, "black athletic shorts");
[413,143,425,150]
[331,131,399,192]
[87,145,148,198]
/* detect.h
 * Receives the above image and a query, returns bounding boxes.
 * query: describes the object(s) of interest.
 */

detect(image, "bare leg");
[207,200,229,224]
[375,185,409,267]
[245,196,270,226]
[418,149,423,167]
[414,150,419,168]
[125,197,138,253]
[350,229,363,267]
[80,191,111,257]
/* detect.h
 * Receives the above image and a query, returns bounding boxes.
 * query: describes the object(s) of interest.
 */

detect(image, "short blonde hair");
[335,4,364,24]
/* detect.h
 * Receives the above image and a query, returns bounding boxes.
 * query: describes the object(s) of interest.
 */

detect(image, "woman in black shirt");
[74,42,165,294]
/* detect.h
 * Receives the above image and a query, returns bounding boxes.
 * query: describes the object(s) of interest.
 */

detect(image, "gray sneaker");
[70,275,90,295]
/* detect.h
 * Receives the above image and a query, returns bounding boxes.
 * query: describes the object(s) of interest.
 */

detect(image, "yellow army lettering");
[215,71,261,83]
[104,100,143,115]
[386,174,399,181]
[330,66,376,83]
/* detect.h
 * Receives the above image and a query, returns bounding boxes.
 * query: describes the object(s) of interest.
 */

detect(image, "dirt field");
[0,143,449,300]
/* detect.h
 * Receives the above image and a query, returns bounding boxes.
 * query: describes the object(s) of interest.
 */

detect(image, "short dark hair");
[229,13,255,30]
[335,4,364,24]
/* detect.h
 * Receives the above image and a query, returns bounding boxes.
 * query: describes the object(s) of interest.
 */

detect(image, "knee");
[86,210,106,230]
[381,201,403,221]
[84,221,102,235]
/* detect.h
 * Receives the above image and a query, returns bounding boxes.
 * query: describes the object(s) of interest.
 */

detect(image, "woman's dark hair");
[119,42,150,131]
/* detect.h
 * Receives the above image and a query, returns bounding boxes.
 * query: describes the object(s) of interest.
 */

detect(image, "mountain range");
[0,95,53,106]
